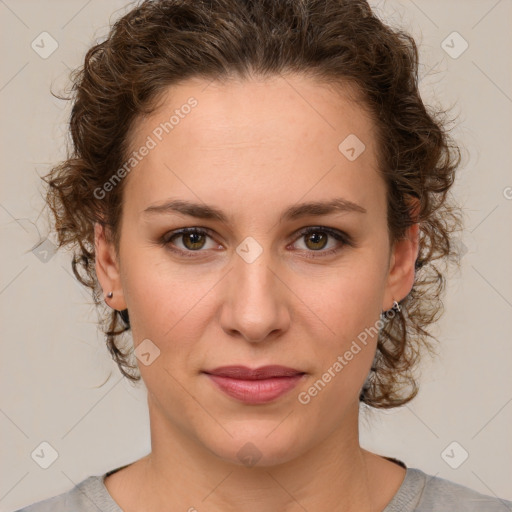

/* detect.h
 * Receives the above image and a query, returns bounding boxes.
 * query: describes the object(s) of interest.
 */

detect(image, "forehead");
[122,74,384,221]
[132,74,375,149]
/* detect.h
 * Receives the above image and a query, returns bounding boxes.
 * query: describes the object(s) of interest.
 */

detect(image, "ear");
[94,222,127,311]
[382,197,420,311]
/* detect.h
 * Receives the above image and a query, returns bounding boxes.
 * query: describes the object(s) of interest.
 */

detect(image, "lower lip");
[204,373,305,404]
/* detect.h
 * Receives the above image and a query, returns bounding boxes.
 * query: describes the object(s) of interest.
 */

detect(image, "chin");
[199,426,307,469]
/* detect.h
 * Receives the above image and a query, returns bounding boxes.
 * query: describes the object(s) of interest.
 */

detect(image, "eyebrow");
[143,197,367,223]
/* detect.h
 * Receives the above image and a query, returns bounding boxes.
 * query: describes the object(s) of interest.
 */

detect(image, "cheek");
[315,261,384,336]
[119,242,220,352]
[306,261,384,382]
[117,227,233,388]
[300,294,381,414]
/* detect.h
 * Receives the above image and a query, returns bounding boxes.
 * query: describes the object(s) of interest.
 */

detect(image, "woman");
[15,0,511,511]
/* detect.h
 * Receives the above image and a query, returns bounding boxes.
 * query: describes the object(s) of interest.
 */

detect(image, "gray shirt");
[13,460,512,512]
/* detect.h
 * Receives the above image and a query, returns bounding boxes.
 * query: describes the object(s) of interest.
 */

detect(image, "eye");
[161,227,218,256]
[159,226,353,259]
[290,226,352,259]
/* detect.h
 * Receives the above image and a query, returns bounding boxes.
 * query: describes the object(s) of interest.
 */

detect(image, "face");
[95,74,418,467]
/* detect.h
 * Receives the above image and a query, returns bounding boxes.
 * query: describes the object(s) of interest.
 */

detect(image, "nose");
[219,250,291,343]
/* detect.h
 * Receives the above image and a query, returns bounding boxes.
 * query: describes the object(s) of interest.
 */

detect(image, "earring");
[106,291,113,299]
[381,298,402,319]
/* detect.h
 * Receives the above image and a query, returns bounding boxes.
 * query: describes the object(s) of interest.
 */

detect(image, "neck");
[130,396,384,512]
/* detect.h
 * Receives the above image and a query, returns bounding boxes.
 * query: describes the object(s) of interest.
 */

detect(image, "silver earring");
[106,291,113,299]
[381,298,402,319]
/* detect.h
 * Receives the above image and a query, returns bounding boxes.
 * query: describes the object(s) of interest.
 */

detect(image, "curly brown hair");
[44,0,464,408]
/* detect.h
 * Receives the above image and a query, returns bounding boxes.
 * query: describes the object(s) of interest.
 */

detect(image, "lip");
[204,365,304,379]
[203,365,306,404]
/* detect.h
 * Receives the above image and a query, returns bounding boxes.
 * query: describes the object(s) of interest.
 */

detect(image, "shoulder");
[417,470,512,511]
[11,474,121,512]
[386,466,512,512]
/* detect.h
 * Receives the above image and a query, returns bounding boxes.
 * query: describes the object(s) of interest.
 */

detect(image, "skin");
[95,74,419,512]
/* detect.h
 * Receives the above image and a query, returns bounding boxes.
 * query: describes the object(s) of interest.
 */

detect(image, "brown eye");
[303,231,329,251]
[162,227,217,255]
[180,232,207,250]
[160,225,352,260]
[291,226,352,259]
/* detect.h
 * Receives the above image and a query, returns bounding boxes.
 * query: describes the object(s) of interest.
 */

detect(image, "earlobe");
[94,222,127,310]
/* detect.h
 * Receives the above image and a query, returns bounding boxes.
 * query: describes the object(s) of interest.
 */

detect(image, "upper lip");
[203,365,305,380]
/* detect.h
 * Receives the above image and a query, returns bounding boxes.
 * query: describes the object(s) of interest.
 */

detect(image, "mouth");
[203,365,305,379]
[202,365,306,404]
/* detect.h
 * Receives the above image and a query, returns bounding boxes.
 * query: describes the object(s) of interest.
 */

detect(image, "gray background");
[1,0,511,510]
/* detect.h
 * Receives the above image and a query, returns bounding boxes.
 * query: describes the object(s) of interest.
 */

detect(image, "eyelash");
[159,226,353,259]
